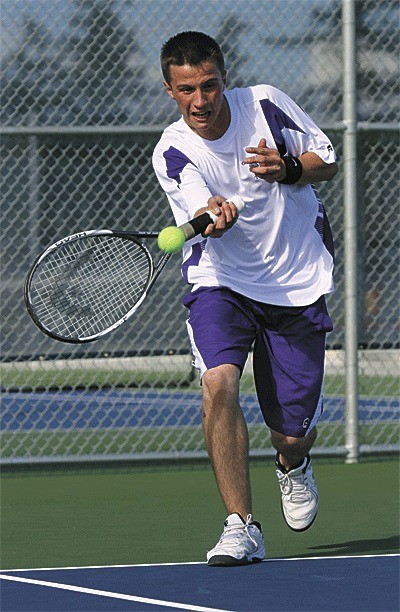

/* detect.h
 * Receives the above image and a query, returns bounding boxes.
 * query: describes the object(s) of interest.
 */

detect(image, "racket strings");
[30,236,152,340]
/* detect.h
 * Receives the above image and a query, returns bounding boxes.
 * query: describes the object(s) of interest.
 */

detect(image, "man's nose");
[193,88,207,107]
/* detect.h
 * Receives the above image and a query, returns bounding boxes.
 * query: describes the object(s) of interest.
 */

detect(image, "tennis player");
[152,31,338,567]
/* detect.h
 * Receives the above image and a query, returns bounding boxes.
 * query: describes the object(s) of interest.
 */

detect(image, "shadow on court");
[291,534,400,558]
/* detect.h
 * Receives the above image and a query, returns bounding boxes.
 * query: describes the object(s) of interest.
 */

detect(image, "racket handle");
[179,211,217,240]
[179,195,245,241]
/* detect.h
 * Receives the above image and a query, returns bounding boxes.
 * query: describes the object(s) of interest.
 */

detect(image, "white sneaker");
[207,513,266,566]
[275,454,319,532]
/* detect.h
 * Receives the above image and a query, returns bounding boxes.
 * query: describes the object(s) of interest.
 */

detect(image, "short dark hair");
[161,31,225,84]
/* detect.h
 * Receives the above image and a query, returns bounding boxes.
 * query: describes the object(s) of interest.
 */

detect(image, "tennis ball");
[157,226,185,254]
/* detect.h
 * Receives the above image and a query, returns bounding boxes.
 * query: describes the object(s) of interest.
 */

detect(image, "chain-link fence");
[1,0,399,464]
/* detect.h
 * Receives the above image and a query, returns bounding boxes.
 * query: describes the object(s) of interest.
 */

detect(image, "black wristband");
[278,155,303,185]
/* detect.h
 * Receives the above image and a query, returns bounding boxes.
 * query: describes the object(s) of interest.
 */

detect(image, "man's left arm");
[296,151,338,185]
[243,138,338,185]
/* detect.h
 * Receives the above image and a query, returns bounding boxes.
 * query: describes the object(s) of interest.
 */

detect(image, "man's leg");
[182,287,265,564]
[252,297,333,531]
[201,363,252,518]
[271,427,319,532]
[202,363,266,566]
[270,427,317,470]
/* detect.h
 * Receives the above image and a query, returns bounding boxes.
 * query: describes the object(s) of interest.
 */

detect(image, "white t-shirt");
[152,84,337,306]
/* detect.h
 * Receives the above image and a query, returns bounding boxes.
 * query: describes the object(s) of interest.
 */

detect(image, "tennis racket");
[24,196,245,343]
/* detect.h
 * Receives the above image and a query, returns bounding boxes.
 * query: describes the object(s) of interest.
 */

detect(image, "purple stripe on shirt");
[259,99,305,157]
[182,240,206,283]
[311,185,334,261]
[163,146,195,186]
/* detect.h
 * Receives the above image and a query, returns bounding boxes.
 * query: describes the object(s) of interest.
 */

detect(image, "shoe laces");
[277,469,312,503]
[219,514,258,548]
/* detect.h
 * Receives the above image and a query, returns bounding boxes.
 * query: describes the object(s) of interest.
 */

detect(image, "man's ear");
[163,80,174,99]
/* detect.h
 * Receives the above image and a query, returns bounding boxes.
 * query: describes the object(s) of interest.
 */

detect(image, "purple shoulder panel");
[163,146,196,186]
[259,98,305,157]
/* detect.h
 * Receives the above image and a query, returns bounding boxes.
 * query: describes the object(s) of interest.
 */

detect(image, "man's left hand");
[242,138,286,183]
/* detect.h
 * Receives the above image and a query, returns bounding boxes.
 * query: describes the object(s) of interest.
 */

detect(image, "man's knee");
[202,364,240,409]
[202,364,240,392]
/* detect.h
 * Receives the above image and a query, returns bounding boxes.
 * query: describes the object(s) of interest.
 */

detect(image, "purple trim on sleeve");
[311,186,335,261]
[163,146,195,186]
[182,240,207,283]
[259,99,306,157]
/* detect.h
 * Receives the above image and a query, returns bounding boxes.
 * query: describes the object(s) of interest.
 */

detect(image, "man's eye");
[204,81,218,90]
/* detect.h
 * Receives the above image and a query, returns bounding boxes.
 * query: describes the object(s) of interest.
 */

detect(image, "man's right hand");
[196,195,240,238]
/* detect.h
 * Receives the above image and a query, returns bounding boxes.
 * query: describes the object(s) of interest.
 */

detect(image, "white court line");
[1,552,398,573]
[0,561,205,572]
[1,556,398,612]
[0,574,230,612]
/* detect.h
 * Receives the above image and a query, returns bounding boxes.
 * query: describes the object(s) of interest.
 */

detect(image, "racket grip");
[179,211,217,240]
[179,195,245,241]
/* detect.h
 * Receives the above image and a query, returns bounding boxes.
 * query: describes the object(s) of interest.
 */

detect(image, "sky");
[1,0,336,121]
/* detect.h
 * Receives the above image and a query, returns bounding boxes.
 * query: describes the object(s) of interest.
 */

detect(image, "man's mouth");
[192,111,211,120]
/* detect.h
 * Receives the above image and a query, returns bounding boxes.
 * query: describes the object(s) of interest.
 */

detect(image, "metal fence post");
[342,0,359,463]
[28,135,40,258]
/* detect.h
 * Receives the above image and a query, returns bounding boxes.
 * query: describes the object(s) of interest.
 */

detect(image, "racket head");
[24,230,154,343]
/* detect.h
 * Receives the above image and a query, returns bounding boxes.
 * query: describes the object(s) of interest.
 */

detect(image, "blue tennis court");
[1,391,398,430]
[1,555,399,611]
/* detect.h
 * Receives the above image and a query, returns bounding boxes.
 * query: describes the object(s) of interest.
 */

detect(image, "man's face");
[164,61,229,140]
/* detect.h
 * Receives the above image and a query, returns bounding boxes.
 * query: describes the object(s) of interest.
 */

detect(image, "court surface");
[2,390,398,430]
[1,554,399,611]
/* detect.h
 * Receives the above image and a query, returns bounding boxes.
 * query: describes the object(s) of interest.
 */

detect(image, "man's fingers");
[203,200,238,238]
[202,222,217,237]
[213,204,231,230]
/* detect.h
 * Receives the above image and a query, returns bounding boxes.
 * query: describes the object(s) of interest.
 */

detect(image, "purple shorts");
[183,287,333,438]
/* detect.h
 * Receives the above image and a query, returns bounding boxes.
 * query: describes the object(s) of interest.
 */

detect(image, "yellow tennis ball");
[157,226,185,254]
